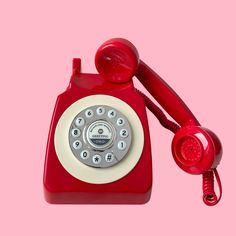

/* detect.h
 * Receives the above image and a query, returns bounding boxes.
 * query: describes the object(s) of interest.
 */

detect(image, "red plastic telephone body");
[44,59,152,204]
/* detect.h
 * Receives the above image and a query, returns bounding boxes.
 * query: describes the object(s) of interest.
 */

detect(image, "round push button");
[108,109,116,118]
[96,107,105,115]
[117,118,125,126]
[92,154,102,164]
[71,128,81,137]
[120,129,128,138]
[73,140,82,150]
[80,150,90,159]
[105,153,115,162]
[118,140,126,150]
[75,117,85,127]
[85,109,94,118]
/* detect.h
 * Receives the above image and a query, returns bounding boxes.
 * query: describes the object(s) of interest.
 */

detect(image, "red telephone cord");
[202,169,222,206]
[136,89,222,206]
[136,89,180,133]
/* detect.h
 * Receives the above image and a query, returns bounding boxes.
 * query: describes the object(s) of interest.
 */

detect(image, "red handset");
[95,38,222,206]
[44,38,222,206]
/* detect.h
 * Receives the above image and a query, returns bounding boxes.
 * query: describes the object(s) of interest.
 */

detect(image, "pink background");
[1,0,235,235]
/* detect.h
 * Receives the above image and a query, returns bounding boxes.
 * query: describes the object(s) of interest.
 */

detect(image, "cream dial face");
[54,95,144,184]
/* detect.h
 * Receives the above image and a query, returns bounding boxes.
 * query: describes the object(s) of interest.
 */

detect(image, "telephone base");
[44,188,152,204]
[44,82,153,204]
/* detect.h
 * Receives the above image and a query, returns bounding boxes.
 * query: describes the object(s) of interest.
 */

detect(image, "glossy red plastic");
[43,60,152,204]
[171,126,222,174]
[95,38,139,84]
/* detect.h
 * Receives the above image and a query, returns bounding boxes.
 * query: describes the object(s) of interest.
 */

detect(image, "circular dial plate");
[69,105,132,168]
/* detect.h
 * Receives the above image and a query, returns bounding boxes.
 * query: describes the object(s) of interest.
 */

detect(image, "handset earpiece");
[95,38,139,83]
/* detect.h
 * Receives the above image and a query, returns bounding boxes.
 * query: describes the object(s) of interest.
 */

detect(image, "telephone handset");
[44,38,222,206]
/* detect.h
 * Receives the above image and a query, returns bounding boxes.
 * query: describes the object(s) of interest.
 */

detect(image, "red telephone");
[44,38,222,206]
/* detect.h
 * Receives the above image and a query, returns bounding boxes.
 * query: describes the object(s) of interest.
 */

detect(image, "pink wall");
[0,0,235,235]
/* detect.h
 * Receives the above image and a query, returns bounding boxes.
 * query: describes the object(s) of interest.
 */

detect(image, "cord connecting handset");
[95,38,222,206]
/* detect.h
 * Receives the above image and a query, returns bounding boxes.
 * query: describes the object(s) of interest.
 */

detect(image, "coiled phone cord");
[136,89,222,206]
[202,169,222,206]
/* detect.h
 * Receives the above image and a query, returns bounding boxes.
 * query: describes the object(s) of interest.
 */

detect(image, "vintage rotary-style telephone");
[44,38,222,206]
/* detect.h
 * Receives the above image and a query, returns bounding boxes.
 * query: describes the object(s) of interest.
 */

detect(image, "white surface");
[54,95,144,184]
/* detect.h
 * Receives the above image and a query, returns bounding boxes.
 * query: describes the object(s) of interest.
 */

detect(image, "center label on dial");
[86,121,115,149]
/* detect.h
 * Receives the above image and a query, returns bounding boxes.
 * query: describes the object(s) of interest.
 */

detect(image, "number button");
[92,154,102,164]
[117,118,125,126]
[80,150,89,159]
[85,109,94,118]
[108,109,116,118]
[75,117,85,127]
[73,140,82,150]
[117,140,126,150]
[105,153,115,162]
[71,128,81,137]
[96,107,105,115]
[120,129,128,138]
